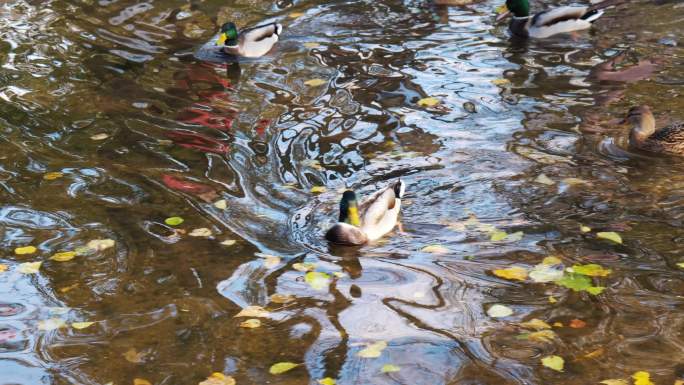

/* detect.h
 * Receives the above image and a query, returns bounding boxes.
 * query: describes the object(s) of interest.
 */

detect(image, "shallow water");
[0,0,683,384]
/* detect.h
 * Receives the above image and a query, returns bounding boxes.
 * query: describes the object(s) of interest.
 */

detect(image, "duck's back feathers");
[224,22,282,58]
[241,23,282,42]
[641,123,684,154]
[526,6,600,38]
[360,180,404,241]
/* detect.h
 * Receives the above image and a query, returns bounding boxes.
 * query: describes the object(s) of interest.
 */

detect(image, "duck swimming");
[622,105,684,155]
[216,22,283,58]
[325,180,406,246]
[496,0,621,39]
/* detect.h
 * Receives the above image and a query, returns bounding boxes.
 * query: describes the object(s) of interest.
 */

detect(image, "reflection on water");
[0,0,683,384]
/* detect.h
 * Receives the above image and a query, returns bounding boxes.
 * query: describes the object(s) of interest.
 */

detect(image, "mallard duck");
[622,105,684,155]
[325,180,406,246]
[496,0,622,39]
[216,22,283,58]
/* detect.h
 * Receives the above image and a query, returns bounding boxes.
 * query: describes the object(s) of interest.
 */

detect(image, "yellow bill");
[216,33,227,46]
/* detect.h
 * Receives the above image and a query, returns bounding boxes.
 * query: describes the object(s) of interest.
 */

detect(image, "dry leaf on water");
[71,321,95,330]
[487,304,513,318]
[492,266,528,281]
[357,341,387,358]
[318,378,335,385]
[304,79,326,87]
[38,318,66,331]
[417,97,440,107]
[51,251,76,262]
[541,355,564,372]
[269,362,299,374]
[519,318,551,330]
[18,262,42,274]
[123,348,145,363]
[234,306,269,318]
[381,364,400,373]
[189,228,212,237]
[15,246,37,255]
[421,245,449,254]
[199,373,235,385]
[239,319,261,328]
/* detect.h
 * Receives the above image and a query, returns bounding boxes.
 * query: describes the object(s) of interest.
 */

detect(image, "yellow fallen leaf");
[0,264,7,273]
[90,133,109,141]
[239,319,261,328]
[263,255,281,268]
[123,348,145,363]
[580,225,591,233]
[583,347,604,359]
[562,177,590,185]
[305,79,327,87]
[333,271,347,278]
[86,239,115,251]
[318,378,335,385]
[51,251,76,262]
[632,371,654,385]
[553,322,563,328]
[421,245,449,254]
[293,262,316,272]
[310,186,327,193]
[214,199,227,209]
[542,256,562,265]
[487,304,513,318]
[381,364,400,373]
[490,230,508,241]
[492,266,528,281]
[199,373,236,385]
[289,12,305,18]
[417,97,439,107]
[270,293,295,304]
[71,321,95,330]
[304,42,321,49]
[527,330,556,343]
[189,228,212,237]
[305,271,331,290]
[357,341,387,358]
[534,174,555,185]
[38,318,66,330]
[43,172,64,180]
[491,78,511,86]
[269,362,299,374]
[234,306,269,318]
[15,246,37,255]
[599,380,628,385]
[220,239,236,246]
[541,355,564,372]
[519,318,551,330]
[18,261,42,274]
[548,296,557,304]
[596,232,622,244]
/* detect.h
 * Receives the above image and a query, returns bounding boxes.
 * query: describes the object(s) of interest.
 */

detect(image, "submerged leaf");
[270,293,295,304]
[569,319,587,328]
[234,306,269,318]
[529,264,564,283]
[86,239,115,251]
[133,379,152,385]
[213,199,227,209]
[293,262,316,272]
[421,245,449,254]
[527,330,557,343]
[357,341,387,358]
[239,319,261,328]
[596,231,622,244]
[587,286,606,295]
[571,263,611,277]
[491,78,511,86]
[165,216,184,226]
[15,246,37,255]
[318,378,336,385]
[381,364,401,373]
[487,304,513,318]
[71,321,95,330]
[541,355,564,372]
[51,251,76,262]
[305,271,331,290]
[18,261,42,274]
[555,273,592,292]
[520,318,551,330]
[580,225,592,233]
[43,172,64,180]
[38,318,66,331]
[632,371,654,385]
[492,266,528,281]
[199,372,235,385]
[269,362,299,374]
[490,231,508,242]
[417,97,440,107]
[263,255,281,269]
[90,133,109,141]
[542,256,563,265]
[599,380,628,385]
[304,78,327,87]
[123,348,145,363]
[310,186,327,193]
[677,262,684,269]
[0,264,7,273]
[220,239,236,246]
[189,228,213,237]
[534,174,555,185]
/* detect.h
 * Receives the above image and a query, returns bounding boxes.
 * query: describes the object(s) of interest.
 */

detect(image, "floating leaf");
[263,255,281,269]
[417,97,440,107]
[86,239,115,251]
[15,246,37,255]
[0,264,7,273]
[580,225,592,233]
[318,378,336,385]
[293,262,316,272]
[90,133,109,141]
[491,78,511,86]
[288,11,305,18]
[529,264,564,283]
[189,228,212,237]
[305,271,331,290]
[123,348,145,363]
[632,371,654,385]
[527,330,556,343]
[569,319,586,328]
[133,379,151,385]
[562,177,590,186]
[490,231,508,242]
[304,79,326,87]
[520,318,551,330]
[507,231,524,241]
[239,319,261,328]
[570,263,611,277]
[71,321,95,330]
[553,322,563,327]
[596,232,622,244]
[548,296,557,304]
[542,256,562,265]
[492,266,528,281]
[583,347,604,359]
[541,355,564,372]
[421,245,449,254]
[357,341,387,358]
[534,174,555,185]
[51,251,76,262]
[214,199,227,209]
[220,240,236,246]
[43,172,64,180]
[270,293,295,304]
[304,42,321,49]
[234,306,269,318]
[199,373,235,385]
[165,216,184,226]
[587,286,605,295]
[333,271,347,278]
[38,318,66,331]
[381,364,401,373]
[555,273,592,292]
[677,262,684,269]
[269,362,299,374]
[18,261,42,274]
[600,380,628,385]
[487,304,513,318]
[310,186,327,193]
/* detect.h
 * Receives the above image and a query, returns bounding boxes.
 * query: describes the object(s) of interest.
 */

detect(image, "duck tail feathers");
[581,9,604,22]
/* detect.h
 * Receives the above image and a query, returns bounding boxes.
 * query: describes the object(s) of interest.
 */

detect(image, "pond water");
[0,0,683,384]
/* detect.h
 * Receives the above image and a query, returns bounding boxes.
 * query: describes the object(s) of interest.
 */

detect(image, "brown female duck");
[623,105,684,155]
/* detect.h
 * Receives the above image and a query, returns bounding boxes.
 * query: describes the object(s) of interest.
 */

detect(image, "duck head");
[496,0,530,21]
[622,105,656,145]
[216,22,239,47]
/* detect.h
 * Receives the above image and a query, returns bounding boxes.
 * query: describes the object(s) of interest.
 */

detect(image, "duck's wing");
[530,6,593,27]
[359,184,399,226]
[528,6,602,38]
[650,123,684,143]
[240,23,282,42]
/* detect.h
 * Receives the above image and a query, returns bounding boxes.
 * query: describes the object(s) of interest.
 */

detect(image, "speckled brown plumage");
[626,105,684,155]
